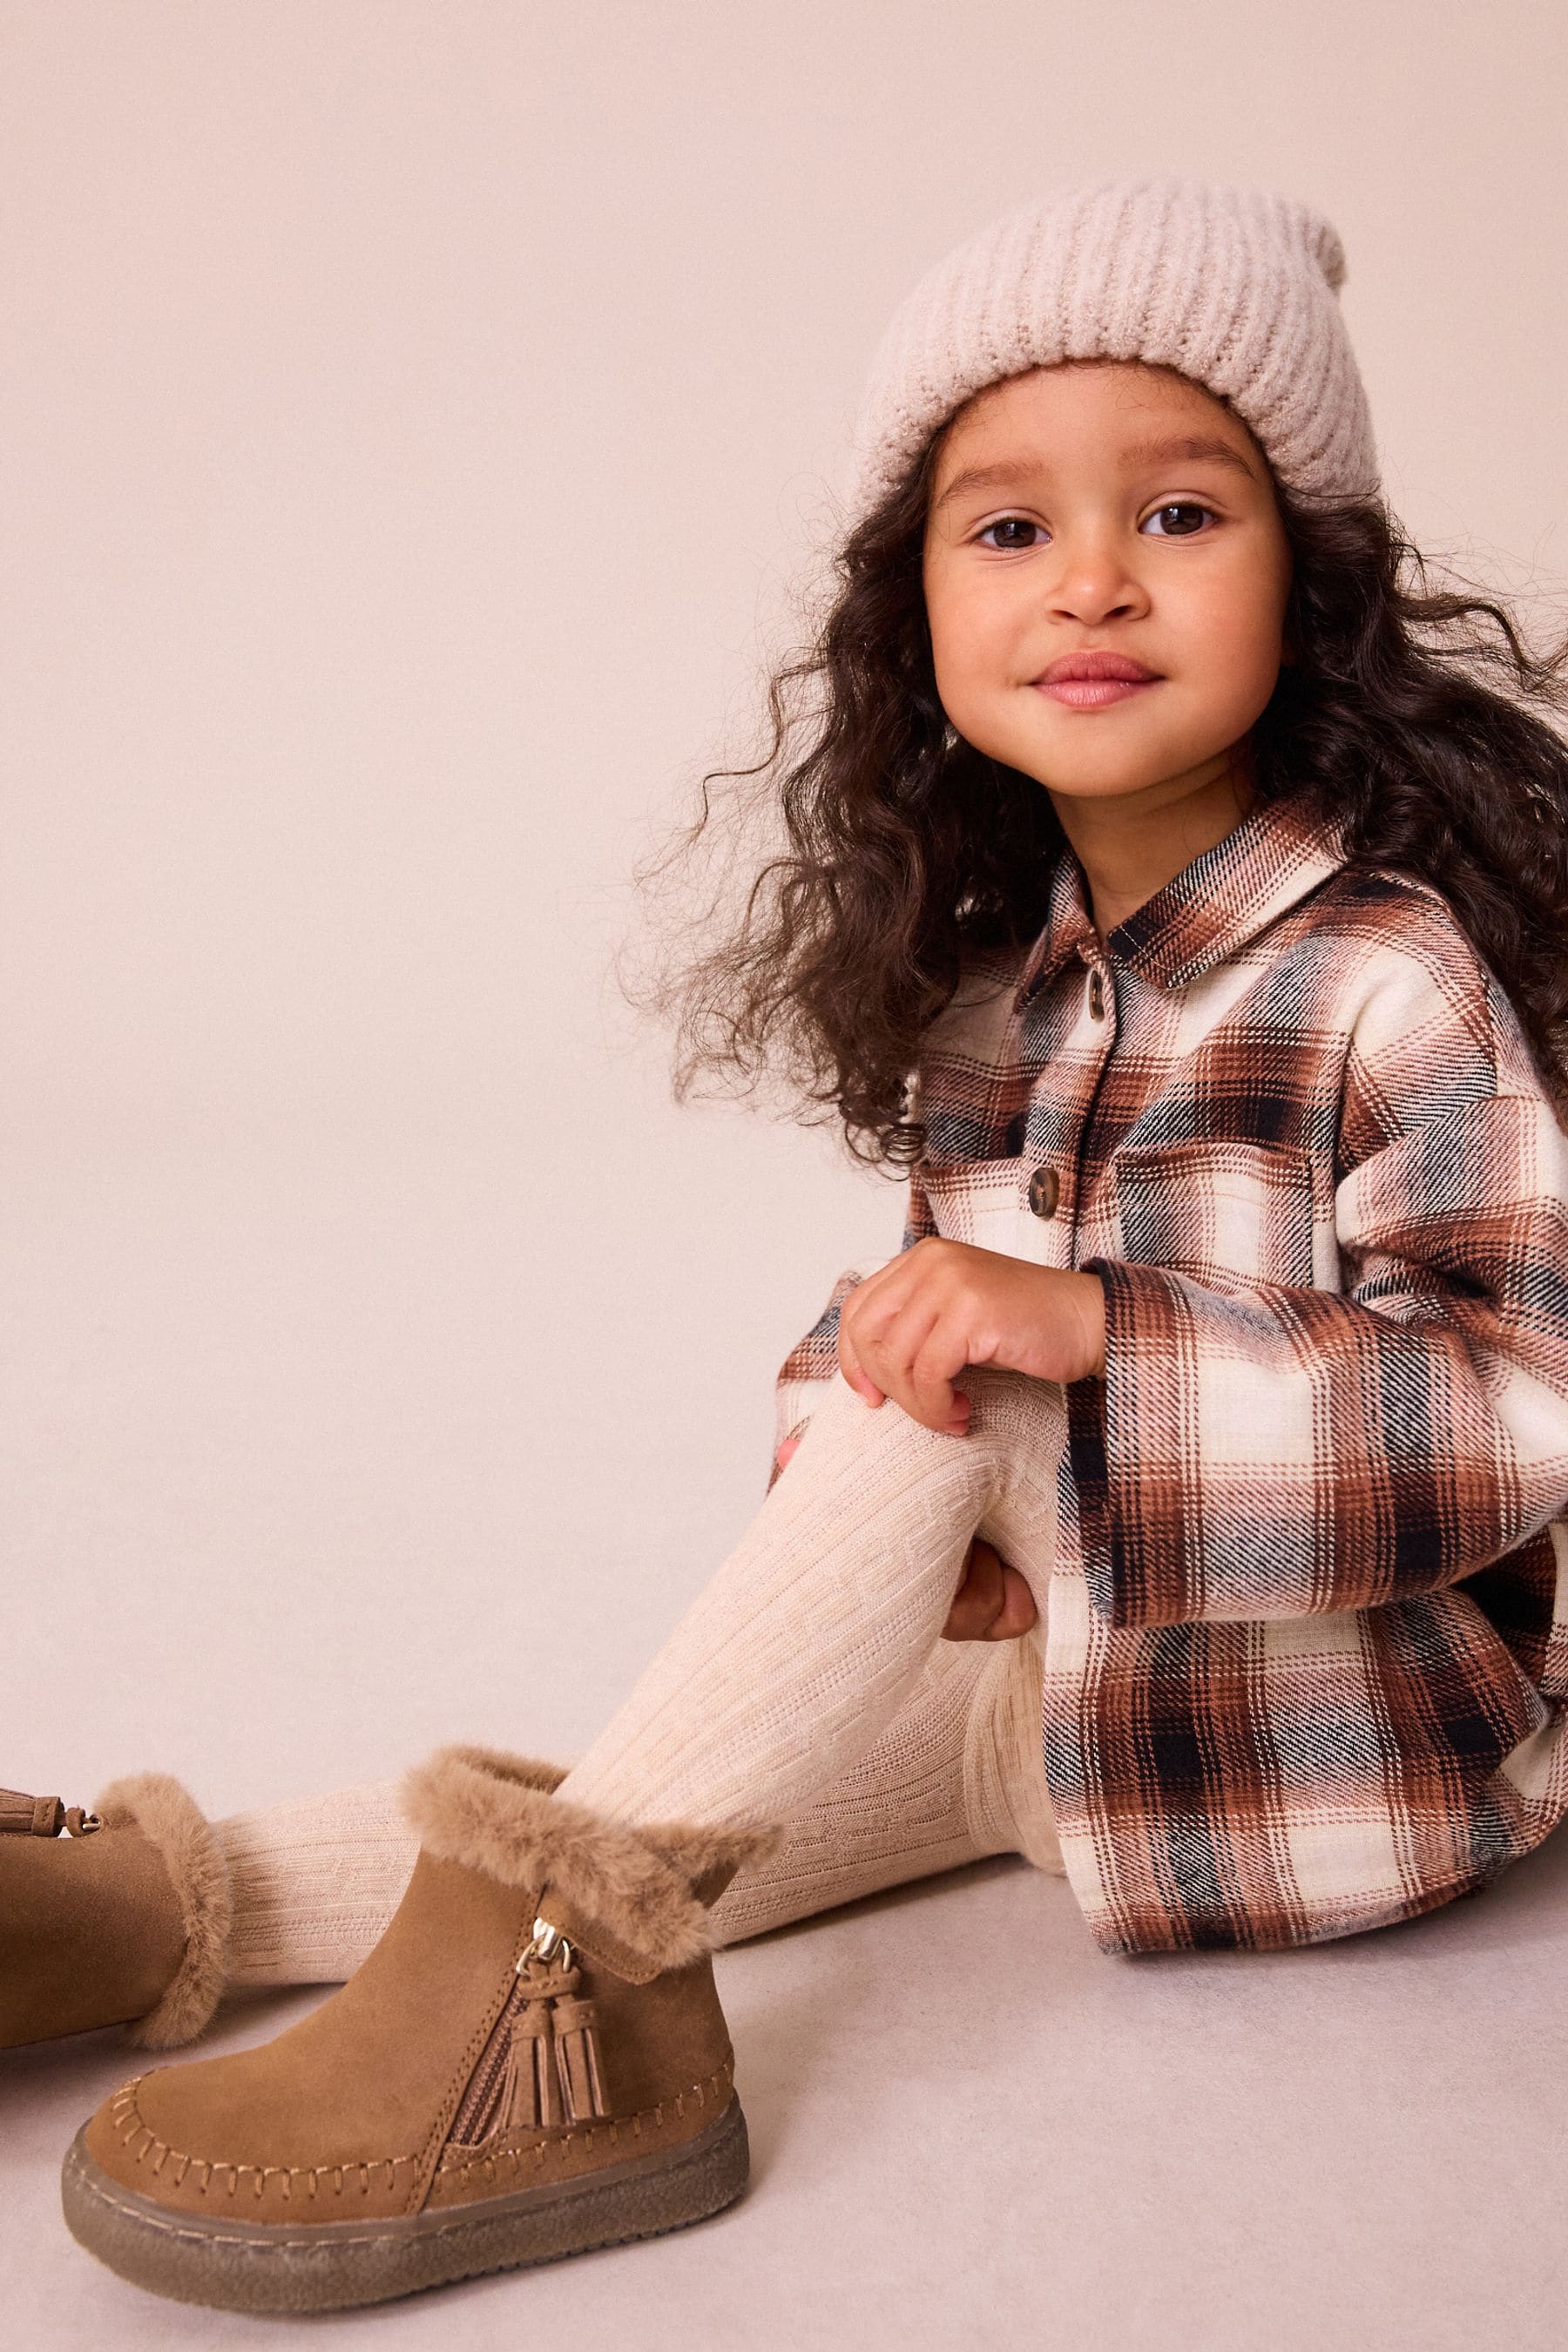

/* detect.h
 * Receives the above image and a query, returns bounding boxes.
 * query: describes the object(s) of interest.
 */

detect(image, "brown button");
[1088,969,1106,1019]
[1027,1166,1059,1220]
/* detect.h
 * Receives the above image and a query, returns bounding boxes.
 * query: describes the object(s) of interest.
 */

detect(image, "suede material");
[422,1950,737,2210]
[533,1883,673,1986]
[84,1851,529,2222]
[0,1825,186,2047]
[425,2058,737,2210]
[78,1786,747,2241]
[544,1950,732,2122]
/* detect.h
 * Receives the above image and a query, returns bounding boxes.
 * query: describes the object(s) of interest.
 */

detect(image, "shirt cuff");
[1065,1254,1193,1627]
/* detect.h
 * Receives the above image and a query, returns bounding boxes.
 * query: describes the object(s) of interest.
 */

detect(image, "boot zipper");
[449,1917,611,2146]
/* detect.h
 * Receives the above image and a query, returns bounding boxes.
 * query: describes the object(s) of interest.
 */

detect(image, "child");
[11,177,1568,2314]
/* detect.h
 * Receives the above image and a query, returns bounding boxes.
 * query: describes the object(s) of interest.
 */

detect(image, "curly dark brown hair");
[639,420,1568,1166]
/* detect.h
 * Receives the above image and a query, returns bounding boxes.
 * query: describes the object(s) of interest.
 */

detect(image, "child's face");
[921,361,1293,811]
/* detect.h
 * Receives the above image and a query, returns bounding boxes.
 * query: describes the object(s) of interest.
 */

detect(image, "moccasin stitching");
[106,2080,421,2196]
[64,2169,422,2252]
[434,2058,736,2183]
[101,2059,738,2207]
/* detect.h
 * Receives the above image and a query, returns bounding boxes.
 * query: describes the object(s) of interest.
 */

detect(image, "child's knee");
[960,1366,1069,1464]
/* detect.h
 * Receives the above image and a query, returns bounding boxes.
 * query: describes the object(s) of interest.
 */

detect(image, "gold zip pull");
[518,1916,567,1968]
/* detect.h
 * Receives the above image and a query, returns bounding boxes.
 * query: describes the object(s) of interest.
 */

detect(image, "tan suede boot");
[62,1747,780,2314]
[1,1777,231,2051]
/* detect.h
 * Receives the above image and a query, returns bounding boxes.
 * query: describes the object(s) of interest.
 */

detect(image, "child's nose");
[1045,537,1148,627]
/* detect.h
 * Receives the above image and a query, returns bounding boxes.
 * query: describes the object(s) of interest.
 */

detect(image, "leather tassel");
[493,1943,613,2132]
[551,1989,609,2123]
[0,1790,64,1836]
[500,1998,564,2132]
[0,1791,100,1837]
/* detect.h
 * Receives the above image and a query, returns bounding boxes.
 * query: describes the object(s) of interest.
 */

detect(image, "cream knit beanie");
[845,176,1378,523]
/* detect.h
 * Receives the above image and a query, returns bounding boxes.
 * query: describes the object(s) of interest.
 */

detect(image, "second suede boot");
[1,1776,231,2050]
[62,1747,779,2315]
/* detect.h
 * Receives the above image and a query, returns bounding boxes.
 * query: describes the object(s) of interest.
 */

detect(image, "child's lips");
[1031,652,1164,710]
[1032,674,1162,709]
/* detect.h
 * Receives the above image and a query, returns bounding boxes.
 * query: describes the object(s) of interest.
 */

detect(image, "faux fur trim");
[92,1773,233,2051]
[401,1746,782,1976]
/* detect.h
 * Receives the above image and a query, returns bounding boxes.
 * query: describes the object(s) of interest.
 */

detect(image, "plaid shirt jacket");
[774,790,1568,1954]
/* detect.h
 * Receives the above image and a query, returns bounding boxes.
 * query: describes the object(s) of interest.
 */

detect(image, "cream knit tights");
[218,1369,1068,1988]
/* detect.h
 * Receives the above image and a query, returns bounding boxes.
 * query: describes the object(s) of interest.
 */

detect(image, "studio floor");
[8,1832,1568,2350]
[8,1143,1568,2351]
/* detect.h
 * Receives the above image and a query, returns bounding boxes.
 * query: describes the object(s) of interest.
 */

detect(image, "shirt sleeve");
[1067,970,1568,1628]
[768,1167,938,1483]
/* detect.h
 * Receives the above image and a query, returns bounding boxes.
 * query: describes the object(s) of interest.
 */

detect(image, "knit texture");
[216,1631,1058,1987]
[846,175,1378,522]
[560,1366,1066,1842]
[219,1780,416,1989]
[708,1627,1062,1945]
[215,1369,1068,1989]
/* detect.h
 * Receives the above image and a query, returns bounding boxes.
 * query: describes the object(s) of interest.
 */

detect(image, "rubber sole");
[61,2096,751,2314]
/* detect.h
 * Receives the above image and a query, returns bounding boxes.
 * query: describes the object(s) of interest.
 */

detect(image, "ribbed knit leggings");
[217,1369,1070,1986]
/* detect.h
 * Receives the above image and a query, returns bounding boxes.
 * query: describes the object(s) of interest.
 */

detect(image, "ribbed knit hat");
[845,177,1378,524]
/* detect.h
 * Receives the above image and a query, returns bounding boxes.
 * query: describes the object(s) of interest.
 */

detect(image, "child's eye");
[974,516,1046,551]
[1140,502,1215,537]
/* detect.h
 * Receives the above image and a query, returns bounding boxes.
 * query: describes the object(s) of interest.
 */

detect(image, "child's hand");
[836,1238,1106,1434]
[942,1537,1037,1641]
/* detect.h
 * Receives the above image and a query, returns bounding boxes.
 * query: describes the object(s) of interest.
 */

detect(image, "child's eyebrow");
[932,460,1045,510]
[1119,433,1259,480]
[933,434,1258,510]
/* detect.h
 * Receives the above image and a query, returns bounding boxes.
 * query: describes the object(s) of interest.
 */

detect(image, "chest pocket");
[1090,1139,1328,1290]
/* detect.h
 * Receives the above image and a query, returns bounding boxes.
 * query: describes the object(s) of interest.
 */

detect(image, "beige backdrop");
[4,9,1568,2345]
[7,0,1566,1866]
[7,0,1566,1833]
